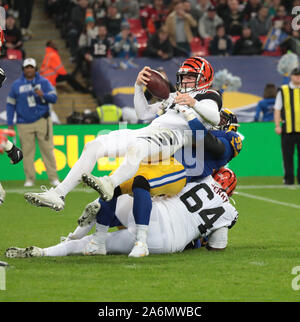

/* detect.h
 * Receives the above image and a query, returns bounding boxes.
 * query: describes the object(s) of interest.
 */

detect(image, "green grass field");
[1,177,300,302]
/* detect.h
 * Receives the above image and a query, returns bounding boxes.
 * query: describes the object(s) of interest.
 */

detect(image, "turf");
[1,178,300,302]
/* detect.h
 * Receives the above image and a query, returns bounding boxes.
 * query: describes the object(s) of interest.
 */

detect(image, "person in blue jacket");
[6,58,59,187]
[254,83,277,122]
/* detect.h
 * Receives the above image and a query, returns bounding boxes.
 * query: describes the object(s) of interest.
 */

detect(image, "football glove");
[0,68,6,88]
[174,104,197,121]
[6,145,23,164]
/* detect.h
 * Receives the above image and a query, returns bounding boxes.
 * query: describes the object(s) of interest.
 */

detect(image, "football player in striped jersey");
[24,56,222,211]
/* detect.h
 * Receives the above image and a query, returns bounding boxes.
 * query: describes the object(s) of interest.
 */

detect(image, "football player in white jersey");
[5,168,239,258]
[24,57,222,212]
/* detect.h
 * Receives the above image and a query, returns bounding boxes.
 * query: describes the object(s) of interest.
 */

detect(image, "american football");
[146,69,170,99]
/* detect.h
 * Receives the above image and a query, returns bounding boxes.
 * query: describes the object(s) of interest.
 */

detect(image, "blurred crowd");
[43,0,298,62]
[0,0,35,59]
[0,0,298,76]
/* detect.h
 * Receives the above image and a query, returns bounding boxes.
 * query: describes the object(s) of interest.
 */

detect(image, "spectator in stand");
[112,21,138,59]
[223,0,244,36]
[215,0,228,21]
[86,24,112,60]
[263,18,290,53]
[115,0,140,20]
[267,0,282,18]
[254,83,276,122]
[182,0,198,36]
[104,3,122,38]
[40,41,90,93]
[72,16,98,81]
[140,0,169,35]
[249,6,272,36]
[280,30,300,55]
[92,0,108,25]
[198,5,223,40]
[67,0,89,62]
[243,0,261,21]
[144,25,173,59]
[233,24,262,55]
[209,24,233,55]
[78,16,98,50]
[3,14,25,58]
[164,1,197,56]
[16,0,34,40]
[272,5,289,29]
[190,0,212,21]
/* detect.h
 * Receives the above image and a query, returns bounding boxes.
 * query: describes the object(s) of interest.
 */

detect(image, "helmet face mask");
[219,108,239,132]
[176,56,214,93]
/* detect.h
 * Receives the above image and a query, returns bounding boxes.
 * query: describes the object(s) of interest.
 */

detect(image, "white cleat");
[5,246,44,258]
[83,239,107,256]
[77,199,101,227]
[24,186,65,211]
[82,174,114,201]
[128,241,149,257]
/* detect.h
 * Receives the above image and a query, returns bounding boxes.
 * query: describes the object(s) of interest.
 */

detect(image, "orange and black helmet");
[213,168,237,197]
[176,56,214,93]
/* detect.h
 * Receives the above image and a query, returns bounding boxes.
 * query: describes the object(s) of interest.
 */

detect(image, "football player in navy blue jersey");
[180,107,242,183]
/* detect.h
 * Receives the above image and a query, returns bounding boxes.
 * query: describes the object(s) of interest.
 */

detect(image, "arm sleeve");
[193,99,220,125]
[42,81,58,104]
[188,118,226,158]
[274,91,282,110]
[134,83,161,121]
[6,85,17,126]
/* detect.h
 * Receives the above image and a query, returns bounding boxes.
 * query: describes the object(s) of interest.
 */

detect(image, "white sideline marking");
[3,188,96,194]
[237,192,300,209]
[237,185,300,190]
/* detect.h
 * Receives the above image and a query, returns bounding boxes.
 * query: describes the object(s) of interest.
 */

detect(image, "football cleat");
[83,239,106,256]
[5,246,44,258]
[82,174,114,201]
[24,186,65,211]
[77,199,100,227]
[128,241,149,258]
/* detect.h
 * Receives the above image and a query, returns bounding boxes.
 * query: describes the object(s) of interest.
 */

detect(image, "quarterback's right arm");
[134,67,163,121]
